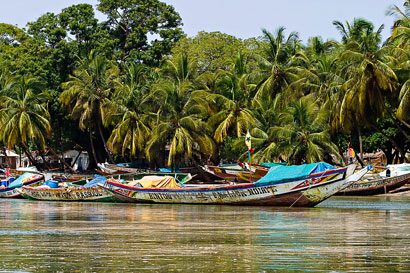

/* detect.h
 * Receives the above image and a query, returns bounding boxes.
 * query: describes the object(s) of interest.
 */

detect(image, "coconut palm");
[387,1,410,129]
[233,94,284,163]
[60,50,120,164]
[271,97,341,165]
[249,27,307,105]
[207,51,257,143]
[0,75,51,165]
[107,63,154,159]
[145,55,215,168]
[0,68,14,124]
[387,0,410,45]
[334,19,407,158]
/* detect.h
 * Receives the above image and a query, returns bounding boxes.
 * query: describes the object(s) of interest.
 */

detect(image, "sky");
[0,0,405,43]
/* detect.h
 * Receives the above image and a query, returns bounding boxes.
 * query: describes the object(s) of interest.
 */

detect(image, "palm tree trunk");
[89,129,98,165]
[370,124,406,159]
[397,117,410,130]
[70,150,82,168]
[47,147,76,173]
[377,89,410,140]
[385,107,410,140]
[97,120,114,163]
[1,147,10,167]
[21,143,38,168]
[37,146,52,170]
[357,125,364,161]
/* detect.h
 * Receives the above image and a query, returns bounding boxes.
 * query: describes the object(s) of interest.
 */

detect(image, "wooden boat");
[100,163,370,207]
[96,163,128,175]
[103,164,142,173]
[178,166,221,182]
[203,164,244,182]
[11,166,40,175]
[18,173,193,202]
[0,173,44,198]
[338,172,410,196]
[18,175,113,202]
[205,163,280,183]
[52,174,94,183]
[237,164,270,183]
[18,186,113,202]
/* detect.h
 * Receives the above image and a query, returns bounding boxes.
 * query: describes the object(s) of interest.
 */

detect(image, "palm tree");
[60,50,120,164]
[145,55,215,168]
[387,1,410,129]
[207,51,257,143]
[234,94,284,163]
[271,97,341,165]
[107,63,154,159]
[0,68,14,122]
[249,27,307,105]
[387,1,410,45]
[0,75,51,166]
[332,19,410,160]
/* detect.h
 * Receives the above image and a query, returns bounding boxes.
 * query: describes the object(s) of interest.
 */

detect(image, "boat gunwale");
[20,185,101,192]
[0,177,44,193]
[340,172,410,194]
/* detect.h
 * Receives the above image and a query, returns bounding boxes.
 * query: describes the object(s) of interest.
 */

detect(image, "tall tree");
[207,51,257,143]
[250,27,307,105]
[388,1,410,129]
[171,31,251,73]
[97,0,184,65]
[107,63,154,159]
[271,98,341,165]
[145,55,215,168]
[334,18,405,158]
[60,50,120,165]
[0,75,51,166]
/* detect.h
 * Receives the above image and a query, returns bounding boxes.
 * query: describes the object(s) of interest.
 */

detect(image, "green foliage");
[1,1,410,168]
[171,31,255,73]
[0,74,51,151]
[97,0,184,65]
[219,136,243,162]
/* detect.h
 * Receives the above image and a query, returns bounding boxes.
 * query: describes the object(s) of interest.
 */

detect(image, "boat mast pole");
[248,149,252,182]
[246,124,252,183]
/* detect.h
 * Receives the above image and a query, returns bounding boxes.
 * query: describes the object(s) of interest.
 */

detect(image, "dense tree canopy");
[1,0,410,170]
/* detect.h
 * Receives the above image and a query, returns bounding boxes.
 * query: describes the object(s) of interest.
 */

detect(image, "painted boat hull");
[204,166,242,182]
[52,174,94,183]
[237,166,269,183]
[0,178,44,198]
[19,186,114,202]
[338,172,410,196]
[101,166,368,207]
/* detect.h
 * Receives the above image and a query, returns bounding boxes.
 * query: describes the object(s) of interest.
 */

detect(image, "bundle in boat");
[126,176,181,188]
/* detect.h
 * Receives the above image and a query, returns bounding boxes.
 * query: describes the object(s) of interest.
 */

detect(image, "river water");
[0,197,409,272]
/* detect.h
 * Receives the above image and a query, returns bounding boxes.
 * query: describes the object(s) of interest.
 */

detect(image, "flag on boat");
[245,130,251,151]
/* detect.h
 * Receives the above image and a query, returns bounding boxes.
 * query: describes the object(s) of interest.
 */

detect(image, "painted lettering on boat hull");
[20,187,112,202]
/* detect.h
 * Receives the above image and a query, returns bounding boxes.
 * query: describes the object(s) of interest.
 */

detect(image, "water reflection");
[0,198,409,272]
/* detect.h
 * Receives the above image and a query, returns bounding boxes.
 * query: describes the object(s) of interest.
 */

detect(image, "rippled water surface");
[0,197,409,272]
